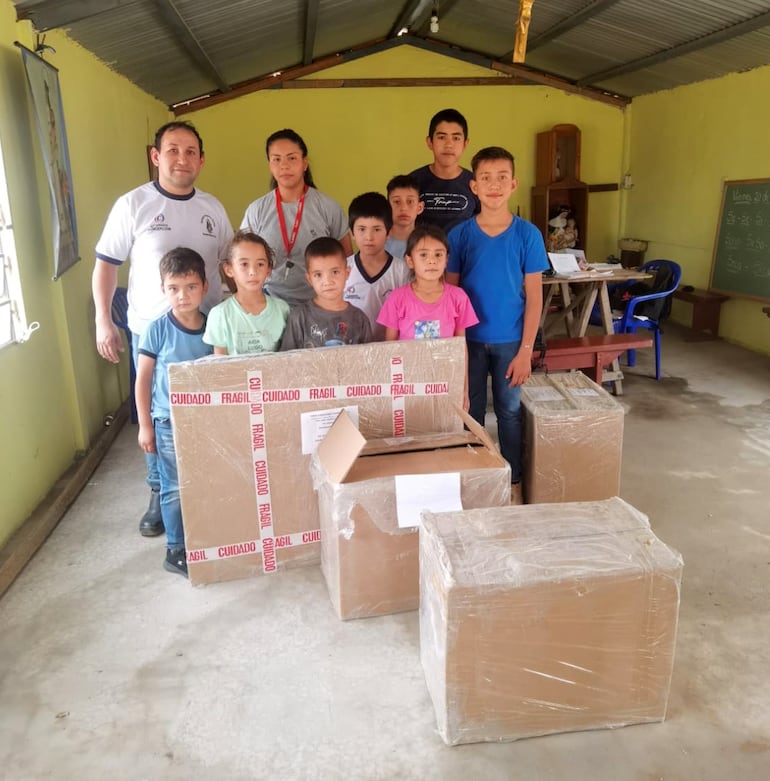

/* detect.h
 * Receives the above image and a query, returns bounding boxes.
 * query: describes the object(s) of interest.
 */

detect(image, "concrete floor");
[1,324,769,780]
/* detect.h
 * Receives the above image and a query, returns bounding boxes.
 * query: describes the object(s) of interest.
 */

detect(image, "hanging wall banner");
[20,45,79,279]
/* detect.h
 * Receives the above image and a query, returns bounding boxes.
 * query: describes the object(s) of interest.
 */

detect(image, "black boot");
[139,489,164,537]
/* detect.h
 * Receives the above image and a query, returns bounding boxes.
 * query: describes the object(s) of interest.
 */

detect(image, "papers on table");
[548,253,613,278]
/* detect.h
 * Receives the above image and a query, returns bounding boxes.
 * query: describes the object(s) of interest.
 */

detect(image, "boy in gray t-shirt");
[281,237,372,350]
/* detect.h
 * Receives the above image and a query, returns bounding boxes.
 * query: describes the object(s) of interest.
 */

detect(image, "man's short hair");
[471,146,515,176]
[159,246,206,282]
[347,192,393,232]
[154,121,204,156]
[428,108,468,138]
[305,236,346,263]
[386,174,421,197]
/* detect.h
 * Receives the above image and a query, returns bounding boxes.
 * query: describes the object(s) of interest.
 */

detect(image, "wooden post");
[514,0,535,63]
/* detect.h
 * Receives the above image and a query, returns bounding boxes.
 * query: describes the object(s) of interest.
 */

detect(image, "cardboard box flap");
[361,430,478,456]
[451,401,499,454]
[316,409,366,484]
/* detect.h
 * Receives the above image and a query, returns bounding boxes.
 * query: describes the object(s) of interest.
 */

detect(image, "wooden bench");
[673,287,729,339]
[534,333,654,385]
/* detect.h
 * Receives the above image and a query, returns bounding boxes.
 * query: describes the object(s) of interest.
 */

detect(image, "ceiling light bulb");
[430,14,439,33]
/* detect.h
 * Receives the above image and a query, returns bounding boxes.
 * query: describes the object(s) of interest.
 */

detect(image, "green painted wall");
[0,2,169,547]
[625,66,770,355]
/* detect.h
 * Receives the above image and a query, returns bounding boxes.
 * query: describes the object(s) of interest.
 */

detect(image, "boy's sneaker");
[164,547,188,577]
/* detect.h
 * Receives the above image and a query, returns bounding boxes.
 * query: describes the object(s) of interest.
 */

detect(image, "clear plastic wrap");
[168,338,467,585]
[521,371,624,503]
[312,408,511,620]
[419,497,683,745]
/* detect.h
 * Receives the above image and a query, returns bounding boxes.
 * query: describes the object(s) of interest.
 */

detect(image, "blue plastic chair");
[111,287,138,423]
[595,260,682,380]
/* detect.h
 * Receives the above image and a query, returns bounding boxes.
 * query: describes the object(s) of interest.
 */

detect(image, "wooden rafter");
[174,36,629,115]
[513,0,535,63]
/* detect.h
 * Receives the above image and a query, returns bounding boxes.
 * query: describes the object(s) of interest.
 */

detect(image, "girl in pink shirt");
[377,225,478,341]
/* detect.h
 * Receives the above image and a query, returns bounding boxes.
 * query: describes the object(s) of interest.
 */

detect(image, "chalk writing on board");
[711,180,770,301]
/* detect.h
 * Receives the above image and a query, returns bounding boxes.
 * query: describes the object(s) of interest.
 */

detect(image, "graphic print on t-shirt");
[414,319,440,339]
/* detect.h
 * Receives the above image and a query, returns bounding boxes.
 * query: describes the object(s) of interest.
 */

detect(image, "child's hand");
[138,424,156,454]
[505,350,532,387]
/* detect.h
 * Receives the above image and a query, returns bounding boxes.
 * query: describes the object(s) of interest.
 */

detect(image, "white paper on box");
[526,387,564,402]
[395,472,462,528]
[301,406,360,454]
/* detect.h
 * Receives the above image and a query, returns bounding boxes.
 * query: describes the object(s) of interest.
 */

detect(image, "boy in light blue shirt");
[136,247,213,577]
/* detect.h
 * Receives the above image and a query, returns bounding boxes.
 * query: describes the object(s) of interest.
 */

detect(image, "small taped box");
[521,371,624,503]
[420,498,683,745]
[312,405,511,620]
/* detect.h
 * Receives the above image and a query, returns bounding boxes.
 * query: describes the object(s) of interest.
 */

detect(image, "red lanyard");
[275,185,308,258]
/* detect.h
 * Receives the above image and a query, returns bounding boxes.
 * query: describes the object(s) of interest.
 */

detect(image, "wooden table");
[541,268,652,394]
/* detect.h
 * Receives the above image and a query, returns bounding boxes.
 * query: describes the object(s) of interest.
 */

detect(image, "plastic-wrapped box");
[312,406,511,620]
[521,371,624,503]
[420,498,683,745]
[169,338,466,585]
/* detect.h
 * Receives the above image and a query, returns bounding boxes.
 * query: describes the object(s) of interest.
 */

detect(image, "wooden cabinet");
[531,124,589,252]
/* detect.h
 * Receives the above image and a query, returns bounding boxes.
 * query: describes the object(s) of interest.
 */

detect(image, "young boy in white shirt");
[343,192,410,340]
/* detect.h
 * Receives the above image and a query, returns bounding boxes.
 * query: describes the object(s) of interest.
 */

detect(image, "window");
[0,138,30,350]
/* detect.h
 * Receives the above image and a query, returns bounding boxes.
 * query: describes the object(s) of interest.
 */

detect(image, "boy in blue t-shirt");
[446,146,549,503]
[136,247,213,576]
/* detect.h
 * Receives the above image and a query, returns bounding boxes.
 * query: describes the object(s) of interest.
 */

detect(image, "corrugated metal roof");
[12,0,770,107]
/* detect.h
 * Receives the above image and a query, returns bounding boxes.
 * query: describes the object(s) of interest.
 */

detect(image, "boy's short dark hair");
[405,224,449,258]
[347,192,393,232]
[305,236,346,264]
[428,109,468,139]
[386,174,421,197]
[159,247,206,282]
[471,146,516,176]
[154,121,204,156]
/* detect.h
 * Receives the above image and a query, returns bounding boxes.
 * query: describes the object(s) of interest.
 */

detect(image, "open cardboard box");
[313,403,511,620]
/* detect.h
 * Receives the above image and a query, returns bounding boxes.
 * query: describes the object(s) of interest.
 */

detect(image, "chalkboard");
[710,179,770,302]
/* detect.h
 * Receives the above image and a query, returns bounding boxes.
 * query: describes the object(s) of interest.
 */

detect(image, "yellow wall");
[625,66,770,355]
[0,1,169,546]
[188,45,627,263]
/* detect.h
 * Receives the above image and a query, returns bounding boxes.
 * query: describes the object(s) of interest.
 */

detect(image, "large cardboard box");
[521,371,624,503]
[313,406,511,620]
[169,338,466,585]
[420,498,683,745]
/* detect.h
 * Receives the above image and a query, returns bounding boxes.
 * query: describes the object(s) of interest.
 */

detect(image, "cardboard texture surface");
[419,498,683,745]
[169,338,466,585]
[313,406,511,620]
[521,371,624,503]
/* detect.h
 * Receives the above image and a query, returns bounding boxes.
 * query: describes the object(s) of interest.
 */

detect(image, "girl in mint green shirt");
[204,230,289,354]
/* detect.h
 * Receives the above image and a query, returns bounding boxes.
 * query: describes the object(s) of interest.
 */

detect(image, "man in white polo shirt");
[92,121,233,537]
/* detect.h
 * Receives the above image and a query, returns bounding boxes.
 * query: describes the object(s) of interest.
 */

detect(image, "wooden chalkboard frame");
[709,178,770,303]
